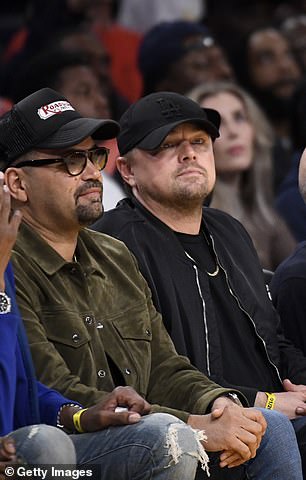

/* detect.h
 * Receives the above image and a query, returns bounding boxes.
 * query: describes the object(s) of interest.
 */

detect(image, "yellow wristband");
[265,392,276,410]
[72,408,88,433]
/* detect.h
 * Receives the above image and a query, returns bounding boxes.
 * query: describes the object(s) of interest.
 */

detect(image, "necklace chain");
[206,263,219,277]
[202,229,219,276]
[181,228,219,277]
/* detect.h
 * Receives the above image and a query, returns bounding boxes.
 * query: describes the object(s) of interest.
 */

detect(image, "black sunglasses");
[13,147,110,176]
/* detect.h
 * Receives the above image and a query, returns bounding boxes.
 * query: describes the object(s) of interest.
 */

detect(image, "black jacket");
[93,197,306,404]
[271,241,306,356]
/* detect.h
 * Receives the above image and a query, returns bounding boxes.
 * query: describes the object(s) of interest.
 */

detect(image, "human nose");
[177,141,197,161]
[277,52,299,75]
[82,156,102,180]
[96,92,111,118]
[214,60,233,81]
[222,120,238,139]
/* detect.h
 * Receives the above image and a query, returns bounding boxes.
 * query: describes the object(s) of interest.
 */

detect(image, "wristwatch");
[223,392,243,407]
[0,291,11,314]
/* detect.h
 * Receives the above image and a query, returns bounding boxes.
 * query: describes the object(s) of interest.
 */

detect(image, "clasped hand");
[188,397,266,469]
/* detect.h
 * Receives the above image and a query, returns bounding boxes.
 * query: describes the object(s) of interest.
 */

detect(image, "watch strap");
[0,291,11,314]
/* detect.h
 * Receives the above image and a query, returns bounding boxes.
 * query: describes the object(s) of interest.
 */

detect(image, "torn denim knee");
[165,422,210,476]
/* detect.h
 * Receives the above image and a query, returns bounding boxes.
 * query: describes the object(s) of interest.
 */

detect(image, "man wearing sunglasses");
[1,88,302,480]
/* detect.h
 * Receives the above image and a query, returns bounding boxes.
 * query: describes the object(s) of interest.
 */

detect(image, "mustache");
[75,180,102,197]
[264,78,298,91]
[176,164,207,175]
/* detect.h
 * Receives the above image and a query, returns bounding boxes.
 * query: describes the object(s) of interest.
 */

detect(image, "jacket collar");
[15,222,101,276]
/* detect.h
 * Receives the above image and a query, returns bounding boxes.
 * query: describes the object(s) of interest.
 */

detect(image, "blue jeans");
[9,424,76,464]
[9,414,201,479]
[245,408,303,479]
[291,415,306,477]
[71,413,201,479]
[196,408,303,480]
[9,410,303,480]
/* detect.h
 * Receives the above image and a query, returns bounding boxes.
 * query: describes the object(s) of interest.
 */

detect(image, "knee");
[257,408,297,444]
[139,412,194,448]
[10,425,76,465]
[140,413,209,475]
[259,408,293,432]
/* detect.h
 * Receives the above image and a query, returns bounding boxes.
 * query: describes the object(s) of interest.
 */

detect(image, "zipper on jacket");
[208,234,282,384]
[184,251,211,376]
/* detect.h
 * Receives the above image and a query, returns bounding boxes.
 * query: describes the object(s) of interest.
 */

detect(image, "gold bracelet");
[265,392,276,410]
[72,408,88,433]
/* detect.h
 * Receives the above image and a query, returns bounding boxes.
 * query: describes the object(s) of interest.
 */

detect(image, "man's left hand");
[283,379,306,415]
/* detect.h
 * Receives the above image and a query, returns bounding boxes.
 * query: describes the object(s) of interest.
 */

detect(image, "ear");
[116,156,136,188]
[4,168,28,203]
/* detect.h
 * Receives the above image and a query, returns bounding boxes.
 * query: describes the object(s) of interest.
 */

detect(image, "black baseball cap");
[118,91,220,155]
[138,21,216,94]
[0,87,120,169]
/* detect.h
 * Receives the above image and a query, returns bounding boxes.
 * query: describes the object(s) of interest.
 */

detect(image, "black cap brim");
[36,117,120,149]
[137,112,220,151]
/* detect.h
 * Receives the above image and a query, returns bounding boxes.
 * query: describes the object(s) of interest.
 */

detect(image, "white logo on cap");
[37,100,75,120]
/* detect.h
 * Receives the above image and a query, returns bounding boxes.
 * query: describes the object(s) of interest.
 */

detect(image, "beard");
[76,201,104,226]
[139,172,213,212]
[249,82,296,123]
[75,180,104,226]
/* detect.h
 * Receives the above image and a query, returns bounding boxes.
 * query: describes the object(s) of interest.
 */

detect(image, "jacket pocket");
[41,309,97,382]
[112,311,152,342]
[109,308,152,395]
[43,309,91,348]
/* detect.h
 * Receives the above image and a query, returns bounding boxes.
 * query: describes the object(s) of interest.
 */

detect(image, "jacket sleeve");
[0,265,20,434]
[5,263,82,429]
[37,381,81,426]
[272,276,306,357]
[271,276,306,383]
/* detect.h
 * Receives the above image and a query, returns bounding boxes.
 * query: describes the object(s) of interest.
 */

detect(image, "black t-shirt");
[175,230,280,392]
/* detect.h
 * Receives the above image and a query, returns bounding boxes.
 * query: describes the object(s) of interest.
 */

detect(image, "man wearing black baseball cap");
[138,20,234,95]
[118,91,220,154]
[93,91,306,479]
[1,90,296,478]
[0,87,118,170]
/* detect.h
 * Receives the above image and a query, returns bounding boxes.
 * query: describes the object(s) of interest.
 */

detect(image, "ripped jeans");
[73,410,303,480]
[71,412,202,479]
[9,410,303,480]
[8,416,199,480]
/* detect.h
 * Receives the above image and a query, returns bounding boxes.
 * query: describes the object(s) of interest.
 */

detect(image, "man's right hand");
[61,386,152,432]
[0,437,17,480]
[187,404,266,467]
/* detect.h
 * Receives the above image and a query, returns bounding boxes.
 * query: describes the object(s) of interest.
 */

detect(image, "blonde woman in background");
[188,81,296,270]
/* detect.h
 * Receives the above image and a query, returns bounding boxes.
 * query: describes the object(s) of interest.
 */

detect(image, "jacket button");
[125,368,131,375]
[145,329,151,337]
[96,322,104,329]
[70,267,77,274]
[72,333,80,343]
[85,315,93,325]
[97,369,106,378]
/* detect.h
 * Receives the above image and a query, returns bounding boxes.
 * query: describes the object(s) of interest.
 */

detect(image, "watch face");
[0,292,11,314]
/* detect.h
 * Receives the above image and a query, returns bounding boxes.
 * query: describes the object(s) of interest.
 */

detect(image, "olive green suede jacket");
[12,222,242,422]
